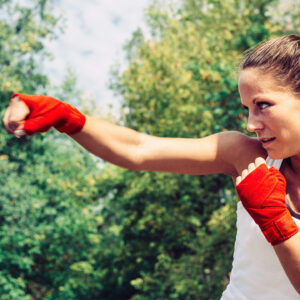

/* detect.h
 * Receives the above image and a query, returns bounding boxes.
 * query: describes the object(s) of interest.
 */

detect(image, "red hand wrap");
[236,164,299,246]
[11,93,86,135]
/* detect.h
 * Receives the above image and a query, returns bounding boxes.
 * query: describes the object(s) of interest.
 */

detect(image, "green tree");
[0,1,103,299]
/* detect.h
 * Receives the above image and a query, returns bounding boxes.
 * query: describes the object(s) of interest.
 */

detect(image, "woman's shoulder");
[218,131,267,177]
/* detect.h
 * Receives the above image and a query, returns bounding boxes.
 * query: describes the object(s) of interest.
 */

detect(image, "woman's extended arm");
[3,93,264,177]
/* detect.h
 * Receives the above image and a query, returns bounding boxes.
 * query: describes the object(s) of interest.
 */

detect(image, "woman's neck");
[282,158,300,212]
[287,156,300,176]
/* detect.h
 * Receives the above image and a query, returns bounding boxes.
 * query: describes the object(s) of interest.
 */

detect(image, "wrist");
[11,93,86,135]
[55,102,86,135]
[262,210,299,246]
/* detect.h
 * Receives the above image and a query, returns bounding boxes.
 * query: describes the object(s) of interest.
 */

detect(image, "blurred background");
[0,0,299,299]
[43,0,149,110]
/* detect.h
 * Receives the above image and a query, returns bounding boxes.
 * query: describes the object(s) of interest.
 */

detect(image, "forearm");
[70,115,144,170]
[274,232,300,294]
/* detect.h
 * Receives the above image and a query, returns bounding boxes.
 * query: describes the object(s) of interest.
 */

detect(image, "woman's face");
[239,67,300,159]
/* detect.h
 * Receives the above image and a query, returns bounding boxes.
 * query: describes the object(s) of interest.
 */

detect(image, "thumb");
[23,116,53,135]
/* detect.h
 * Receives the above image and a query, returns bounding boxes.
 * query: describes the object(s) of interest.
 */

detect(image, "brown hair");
[241,35,300,94]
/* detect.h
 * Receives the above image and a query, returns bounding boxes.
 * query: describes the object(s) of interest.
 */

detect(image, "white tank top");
[220,157,300,300]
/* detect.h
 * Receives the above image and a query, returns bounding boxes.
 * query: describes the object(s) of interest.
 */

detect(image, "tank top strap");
[265,156,283,170]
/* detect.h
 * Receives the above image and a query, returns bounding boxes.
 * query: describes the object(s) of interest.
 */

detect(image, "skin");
[3,67,300,294]
[238,68,300,161]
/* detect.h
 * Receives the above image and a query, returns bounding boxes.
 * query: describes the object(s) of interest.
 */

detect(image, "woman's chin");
[266,150,286,160]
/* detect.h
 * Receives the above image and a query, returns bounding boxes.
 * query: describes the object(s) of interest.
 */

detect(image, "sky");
[44,0,150,108]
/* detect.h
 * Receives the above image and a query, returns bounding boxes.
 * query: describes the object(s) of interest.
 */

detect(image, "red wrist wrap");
[236,164,299,246]
[11,93,86,135]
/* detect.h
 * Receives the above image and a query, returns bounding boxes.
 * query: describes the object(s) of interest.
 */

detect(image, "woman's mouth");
[260,137,276,146]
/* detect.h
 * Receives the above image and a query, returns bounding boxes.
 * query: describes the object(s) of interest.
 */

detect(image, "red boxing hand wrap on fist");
[236,164,299,246]
[11,93,86,135]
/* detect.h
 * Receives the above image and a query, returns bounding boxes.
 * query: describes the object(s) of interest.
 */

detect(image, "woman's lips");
[259,137,276,146]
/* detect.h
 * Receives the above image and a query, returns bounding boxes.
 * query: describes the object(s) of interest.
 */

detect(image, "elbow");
[115,147,144,172]
[120,157,141,171]
[107,155,142,171]
[129,137,146,171]
[128,163,142,172]
[111,133,147,171]
[128,152,144,171]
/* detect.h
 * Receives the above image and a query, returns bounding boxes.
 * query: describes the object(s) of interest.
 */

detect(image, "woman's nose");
[247,112,263,132]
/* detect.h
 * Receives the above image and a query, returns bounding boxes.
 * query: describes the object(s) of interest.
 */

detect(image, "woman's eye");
[257,102,270,109]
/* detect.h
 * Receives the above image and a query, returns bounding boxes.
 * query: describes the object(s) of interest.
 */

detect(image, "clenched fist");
[236,157,298,245]
[3,93,86,137]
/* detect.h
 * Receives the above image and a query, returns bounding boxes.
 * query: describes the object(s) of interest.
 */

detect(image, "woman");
[3,35,300,299]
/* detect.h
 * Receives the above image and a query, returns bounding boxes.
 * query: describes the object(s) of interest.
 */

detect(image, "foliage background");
[0,0,299,299]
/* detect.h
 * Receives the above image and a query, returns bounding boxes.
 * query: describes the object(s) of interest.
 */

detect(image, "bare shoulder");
[217,131,267,177]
